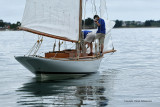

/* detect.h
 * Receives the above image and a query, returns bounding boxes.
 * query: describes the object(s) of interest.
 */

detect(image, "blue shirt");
[82,30,92,39]
[97,18,106,34]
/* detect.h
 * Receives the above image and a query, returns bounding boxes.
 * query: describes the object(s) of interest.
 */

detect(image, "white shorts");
[95,33,105,45]
[84,32,96,43]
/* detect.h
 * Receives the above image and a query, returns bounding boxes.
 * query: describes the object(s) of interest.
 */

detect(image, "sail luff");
[19,27,78,43]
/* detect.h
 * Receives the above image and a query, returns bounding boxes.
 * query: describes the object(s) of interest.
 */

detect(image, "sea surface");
[0,28,160,107]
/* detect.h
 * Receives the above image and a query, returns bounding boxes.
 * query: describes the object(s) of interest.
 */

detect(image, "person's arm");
[94,20,101,26]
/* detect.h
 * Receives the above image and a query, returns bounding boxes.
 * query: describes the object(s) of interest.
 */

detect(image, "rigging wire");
[91,0,98,28]
[99,0,109,19]
[99,0,102,17]
[33,36,43,55]
[83,0,87,29]
[105,0,109,19]
[22,31,26,52]
[91,0,94,15]
[93,0,97,15]
[110,33,115,50]
[64,41,67,50]
[69,43,76,49]
[26,35,43,56]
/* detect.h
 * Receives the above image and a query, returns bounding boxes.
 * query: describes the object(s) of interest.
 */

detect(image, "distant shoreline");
[1,19,160,31]
[0,27,159,32]
[0,29,21,31]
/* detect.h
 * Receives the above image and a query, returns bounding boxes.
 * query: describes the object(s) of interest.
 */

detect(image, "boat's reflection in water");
[17,70,116,107]
[36,73,89,81]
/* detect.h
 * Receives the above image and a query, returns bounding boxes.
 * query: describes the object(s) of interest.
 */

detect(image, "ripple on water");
[0,29,160,107]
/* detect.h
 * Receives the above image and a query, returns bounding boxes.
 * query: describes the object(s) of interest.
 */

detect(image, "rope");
[69,42,76,49]
[26,35,43,56]
[110,33,115,50]
[104,51,115,62]
[26,42,37,55]
[32,36,41,55]
[53,52,58,58]
[33,37,43,55]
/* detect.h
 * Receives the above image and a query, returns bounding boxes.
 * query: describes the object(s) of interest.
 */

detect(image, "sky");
[0,0,160,23]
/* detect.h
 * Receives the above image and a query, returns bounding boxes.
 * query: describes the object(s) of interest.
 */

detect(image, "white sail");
[104,20,115,51]
[22,0,80,41]
[100,0,107,18]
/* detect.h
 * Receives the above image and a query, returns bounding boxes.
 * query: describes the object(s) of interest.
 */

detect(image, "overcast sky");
[0,0,160,23]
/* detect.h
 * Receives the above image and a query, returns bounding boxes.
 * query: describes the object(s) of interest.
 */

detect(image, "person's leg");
[90,43,93,53]
[101,44,104,53]
[85,33,96,55]
[99,34,105,54]
[95,33,101,53]
[95,33,101,39]
[98,38,101,53]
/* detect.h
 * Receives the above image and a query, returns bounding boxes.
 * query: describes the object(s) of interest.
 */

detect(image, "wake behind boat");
[15,0,116,76]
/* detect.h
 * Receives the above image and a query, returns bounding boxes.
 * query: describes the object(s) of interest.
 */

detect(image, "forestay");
[22,0,80,41]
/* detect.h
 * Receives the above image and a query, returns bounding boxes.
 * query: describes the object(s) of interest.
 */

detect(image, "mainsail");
[21,0,80,42]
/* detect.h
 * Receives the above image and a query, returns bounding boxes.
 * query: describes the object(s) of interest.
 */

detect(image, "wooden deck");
[45,49,116,59]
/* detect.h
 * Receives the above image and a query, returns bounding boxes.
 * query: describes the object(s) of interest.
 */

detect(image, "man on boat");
[94,15,106,55]
[82,30,96,55]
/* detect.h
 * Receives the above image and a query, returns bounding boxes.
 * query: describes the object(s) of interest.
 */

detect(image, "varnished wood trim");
[45,56,102,61]
[103,50,117,54]
[19,27,78,43]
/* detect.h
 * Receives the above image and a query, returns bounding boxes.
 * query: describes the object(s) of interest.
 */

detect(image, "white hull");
[15,56,102,75]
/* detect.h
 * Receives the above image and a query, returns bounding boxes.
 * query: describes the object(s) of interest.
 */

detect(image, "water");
[0,28,160,107]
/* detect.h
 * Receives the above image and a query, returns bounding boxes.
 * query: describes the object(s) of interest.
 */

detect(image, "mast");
[79,0,83,39]
[76,0,83,59]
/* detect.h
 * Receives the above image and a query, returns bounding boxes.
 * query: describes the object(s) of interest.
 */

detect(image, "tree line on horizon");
[0,20,21,30]
[1,18,160,30]
[82,18,160,28]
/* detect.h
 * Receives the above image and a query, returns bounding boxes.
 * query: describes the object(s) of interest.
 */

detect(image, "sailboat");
[15,0,116,76]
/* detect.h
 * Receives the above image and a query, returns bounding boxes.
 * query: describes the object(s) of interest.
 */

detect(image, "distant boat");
[15,0,116,76]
